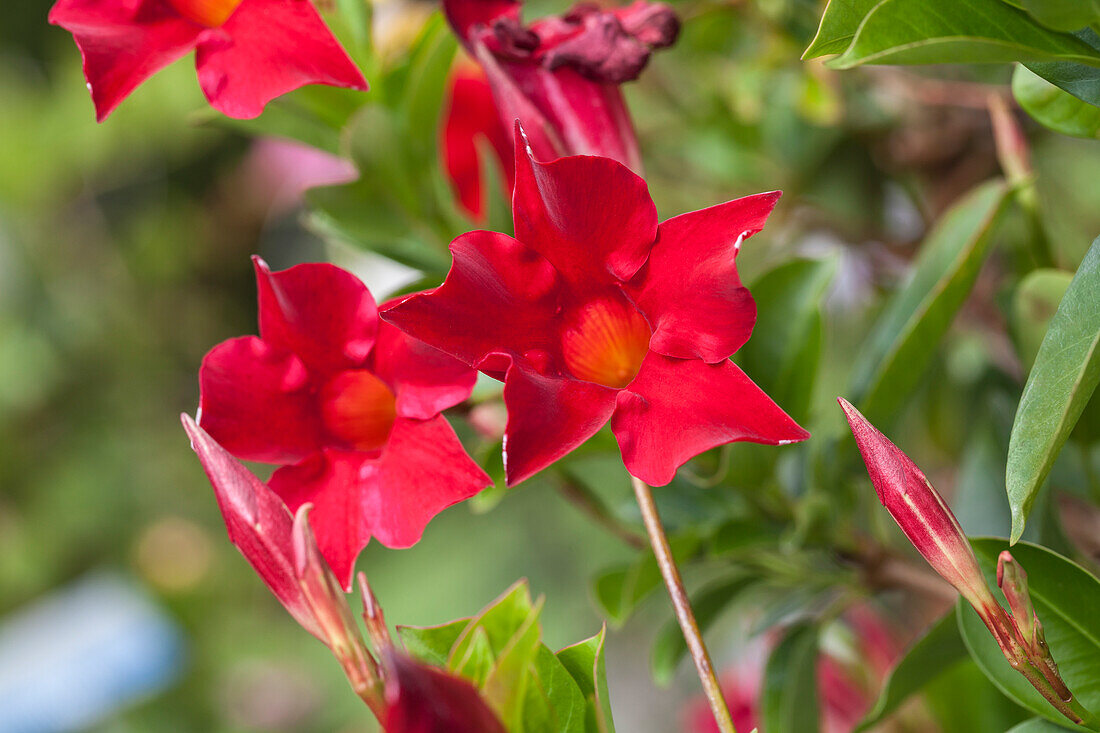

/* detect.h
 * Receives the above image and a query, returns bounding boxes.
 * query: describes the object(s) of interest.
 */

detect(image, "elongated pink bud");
[837,399,999,611]
[182,413,324,640]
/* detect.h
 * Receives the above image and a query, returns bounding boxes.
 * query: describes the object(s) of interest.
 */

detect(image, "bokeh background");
[3,0,1100,731]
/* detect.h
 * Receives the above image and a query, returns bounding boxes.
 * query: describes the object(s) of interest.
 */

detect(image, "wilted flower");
[199,258,490,588]
[49,0,368,121]
[384,134,808,486]
[443,0,679,172]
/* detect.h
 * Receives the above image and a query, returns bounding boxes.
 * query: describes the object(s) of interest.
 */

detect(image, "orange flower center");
[561,296,650,388]
[168,0,244,27]
[320,370,397,451]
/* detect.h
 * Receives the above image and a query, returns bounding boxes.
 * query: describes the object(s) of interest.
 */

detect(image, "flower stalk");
[630,475,736,733]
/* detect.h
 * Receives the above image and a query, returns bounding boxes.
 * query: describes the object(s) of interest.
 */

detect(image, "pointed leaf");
[851,180,1013,426]
[1027,30,1100,107]
[803,0,881,59]
[763,622,821,733]
[399,618,470,666]
[558,628,617,733]
[1013,65,1100,138]
[1007,237,1100,542]
[531,645,587,733]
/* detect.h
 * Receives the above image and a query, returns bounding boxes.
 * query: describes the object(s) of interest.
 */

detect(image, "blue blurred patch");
[0,572,186,733]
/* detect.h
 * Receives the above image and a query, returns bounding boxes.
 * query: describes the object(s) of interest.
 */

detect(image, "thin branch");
[556,477,647,550]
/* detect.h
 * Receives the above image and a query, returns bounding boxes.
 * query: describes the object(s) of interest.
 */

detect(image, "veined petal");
[502,361,618,485]
[512,126,657,287]
[612,354,809,486]
[181,415,324,640]
[49,0,201,122]
[194,0,367,119]
[254,257,378,380]
[370,318,478,420]
[268,449,370,591]
[380,231,563,379]
[629,192,780,363]
[442,0,521,45]
[198,335,325,464]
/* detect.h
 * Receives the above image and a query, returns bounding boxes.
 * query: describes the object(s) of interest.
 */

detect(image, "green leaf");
[1016,0,1100,33]
[1013,66,1100,138]
[851,180,1013,426]
[650,576,756,686]
[1013,269,1075,371]
[558,628,617,733]
[400,14,459,166]
[856,611,969,731]
[1007,237,1100,542]
[529,646,587,733]
[1007,718,1079,732]
[738,257,838,423]
[453,627,496,687]
[451,580,536,662]
[828,0,1100,69]
[483,597,545,731]
[398,618,470,666]
[957,539,1100,729]
[803,0,882,59]
[1027,30,1100,107]
[762,622,821,733]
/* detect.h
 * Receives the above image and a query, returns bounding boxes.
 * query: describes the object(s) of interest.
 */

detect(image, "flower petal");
[512,126,656,286]
[268,449,370,591]
[628,192,780,363]
[48,0,201,122]
[198,335,325,464]
[381,231,563,379]
[181,415,324,640]
[194,0,367,120]
[254,257,378,379]
[371,319,478,420]
[383,649,507,733]
[502,361,618,485]
[442,0,521,44]
[441,63,515,221]
[612,353,809,486]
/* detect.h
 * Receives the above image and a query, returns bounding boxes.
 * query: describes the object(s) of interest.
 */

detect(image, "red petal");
[628,192,780,363]
[512,125,656,287]
[254,257,378,380]
[612,354,809,486]
[383,650,507,733]
[380,231,563,379]
[370,319,478,420]
[269,418,489,589]
[442,0,521,44]
[193,0,367,119]
[48,0,201,122]
[198,336,325,464]
[268,449,369,591]
[502,361,618,485]
[181,415,324,640]
[441,63,515,221]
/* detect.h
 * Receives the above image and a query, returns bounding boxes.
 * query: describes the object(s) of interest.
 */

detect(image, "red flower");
[49,0,368,121]
[383,134,809,486]
[199,258,490,588]
[382,649,508,733]
[441,61,515,221]
[443,0,679,173]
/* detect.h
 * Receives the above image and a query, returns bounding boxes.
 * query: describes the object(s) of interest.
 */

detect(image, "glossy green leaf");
[650,576,756,685]
[1013,269,1074,371]
[1014,66,1100,138]
[762,622,821,733]
[828,0,1100,69]
[453,627,496,687]
[957,539,1100,729]
[1007,237,1100,542]
[855,611,969,731]
[802,0,881,59]
[1016,0,1100,33]
[484,598,545,732]
[739,257,838,423]
[558,628,617,733]
[1007,718,1079,732]
[399,618,469,666]
[851,180,1013,426]
[529,646,587,733]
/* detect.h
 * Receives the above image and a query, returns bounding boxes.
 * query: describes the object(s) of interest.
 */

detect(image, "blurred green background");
[3,0,1100,730]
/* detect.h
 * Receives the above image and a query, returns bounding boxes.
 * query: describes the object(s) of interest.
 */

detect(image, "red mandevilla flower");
[383,130,809,487]
[444,0,679,174]
[49,0,368,121]
[198,258,490,588]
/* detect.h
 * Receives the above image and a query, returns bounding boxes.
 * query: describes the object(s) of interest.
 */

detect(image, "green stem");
[630,475,736,733]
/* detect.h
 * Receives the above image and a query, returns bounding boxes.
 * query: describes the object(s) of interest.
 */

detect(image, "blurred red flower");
[49,0,367,121]
[198,258,490,588]
[384,134,808,486]
[442,0,679,175]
